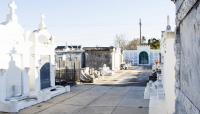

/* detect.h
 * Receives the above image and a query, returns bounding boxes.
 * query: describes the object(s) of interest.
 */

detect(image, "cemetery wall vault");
[173,0,200,113]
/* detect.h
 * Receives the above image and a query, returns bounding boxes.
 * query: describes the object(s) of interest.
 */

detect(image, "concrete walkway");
[2,67,151,114]
[19,85,149,114]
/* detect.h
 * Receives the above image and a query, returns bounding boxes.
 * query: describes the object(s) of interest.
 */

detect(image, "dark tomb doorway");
[40,62,51,89]
[139,51,149,64]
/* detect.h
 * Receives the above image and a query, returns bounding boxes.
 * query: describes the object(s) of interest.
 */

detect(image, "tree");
[125,38,140,50]
[114,34,127,50]
[148,38,160,49]
[114,35,160,50]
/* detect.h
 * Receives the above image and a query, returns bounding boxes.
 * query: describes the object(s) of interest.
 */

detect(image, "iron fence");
[55,60,80,86]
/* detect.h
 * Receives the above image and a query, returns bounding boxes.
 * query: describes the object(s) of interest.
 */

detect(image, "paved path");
[93,67,150,87]
[4,67,151,114]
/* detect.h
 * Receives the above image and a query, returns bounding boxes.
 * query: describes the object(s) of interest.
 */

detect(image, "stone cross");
[11,48,17,54]
[9,1,17,14]
[39,14,47,30]
[9,48,17,61]
[6,1,18,22]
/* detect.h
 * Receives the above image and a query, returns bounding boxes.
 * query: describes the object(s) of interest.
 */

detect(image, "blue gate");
[40,63,51,89]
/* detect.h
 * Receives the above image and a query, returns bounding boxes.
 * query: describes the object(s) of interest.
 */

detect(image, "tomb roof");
[83,46,114,51]
[55,46,66,50]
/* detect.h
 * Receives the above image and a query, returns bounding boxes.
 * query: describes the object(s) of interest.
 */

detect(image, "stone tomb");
[0,1,30,112]
[83,47,122,71]
[0,1,69,112]
[28,15,56,92]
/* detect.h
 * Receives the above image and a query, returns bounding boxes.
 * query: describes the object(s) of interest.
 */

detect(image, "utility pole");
[139,18,142,45]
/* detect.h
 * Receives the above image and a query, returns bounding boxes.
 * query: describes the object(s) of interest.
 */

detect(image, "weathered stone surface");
[175,0,184,11]
[85,50,112,69]
[175,0,198,25]
[174,0,200,113]
[83,47,114,70]
[176,90,200,114]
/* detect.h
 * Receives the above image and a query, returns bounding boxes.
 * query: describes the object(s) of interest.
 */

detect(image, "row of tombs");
[0,1,70,112]
[0,1,123,112]
[144,16,176,114]
[0,1,160,112]
[54,46,123,84]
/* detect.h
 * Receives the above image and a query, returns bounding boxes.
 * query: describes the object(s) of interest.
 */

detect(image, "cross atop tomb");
[9,1,17,14]
[39,14,47,30]
[9,47,17,60]
[7,1,18,22]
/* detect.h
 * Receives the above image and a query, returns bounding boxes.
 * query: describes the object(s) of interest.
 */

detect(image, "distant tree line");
[114,34,160,50]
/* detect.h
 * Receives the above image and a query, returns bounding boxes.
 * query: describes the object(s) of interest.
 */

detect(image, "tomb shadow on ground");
[85,66,151,87]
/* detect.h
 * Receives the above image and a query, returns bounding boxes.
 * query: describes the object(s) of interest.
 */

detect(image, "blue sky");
[0,0,175,46]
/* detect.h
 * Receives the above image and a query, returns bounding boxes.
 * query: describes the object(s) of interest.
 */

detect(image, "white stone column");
[22,67,30,96]
[163,33,176,114]
[0,69,7,101]
[34,54,41,92]
[33,33,41,92]
[50,54,55,87]
[112,52,115,70]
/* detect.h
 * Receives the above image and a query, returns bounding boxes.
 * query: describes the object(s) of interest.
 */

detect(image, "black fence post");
[59,58,61,85]
[74,61,76,84]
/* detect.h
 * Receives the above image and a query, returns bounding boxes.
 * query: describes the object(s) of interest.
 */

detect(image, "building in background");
[83,47,122,71]
[55,45,85,85]
[123,45,160,66]
[123,18,160,66]
[55,45,85,69]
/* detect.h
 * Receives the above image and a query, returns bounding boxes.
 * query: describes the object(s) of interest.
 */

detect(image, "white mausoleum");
[28,15,56,92]
[0,1,30,112]
[123,45,160,66]
[0,1,69,112]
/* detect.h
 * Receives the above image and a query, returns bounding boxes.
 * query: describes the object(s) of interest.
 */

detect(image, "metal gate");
[56,60,80,86]
[40,62,51,89]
